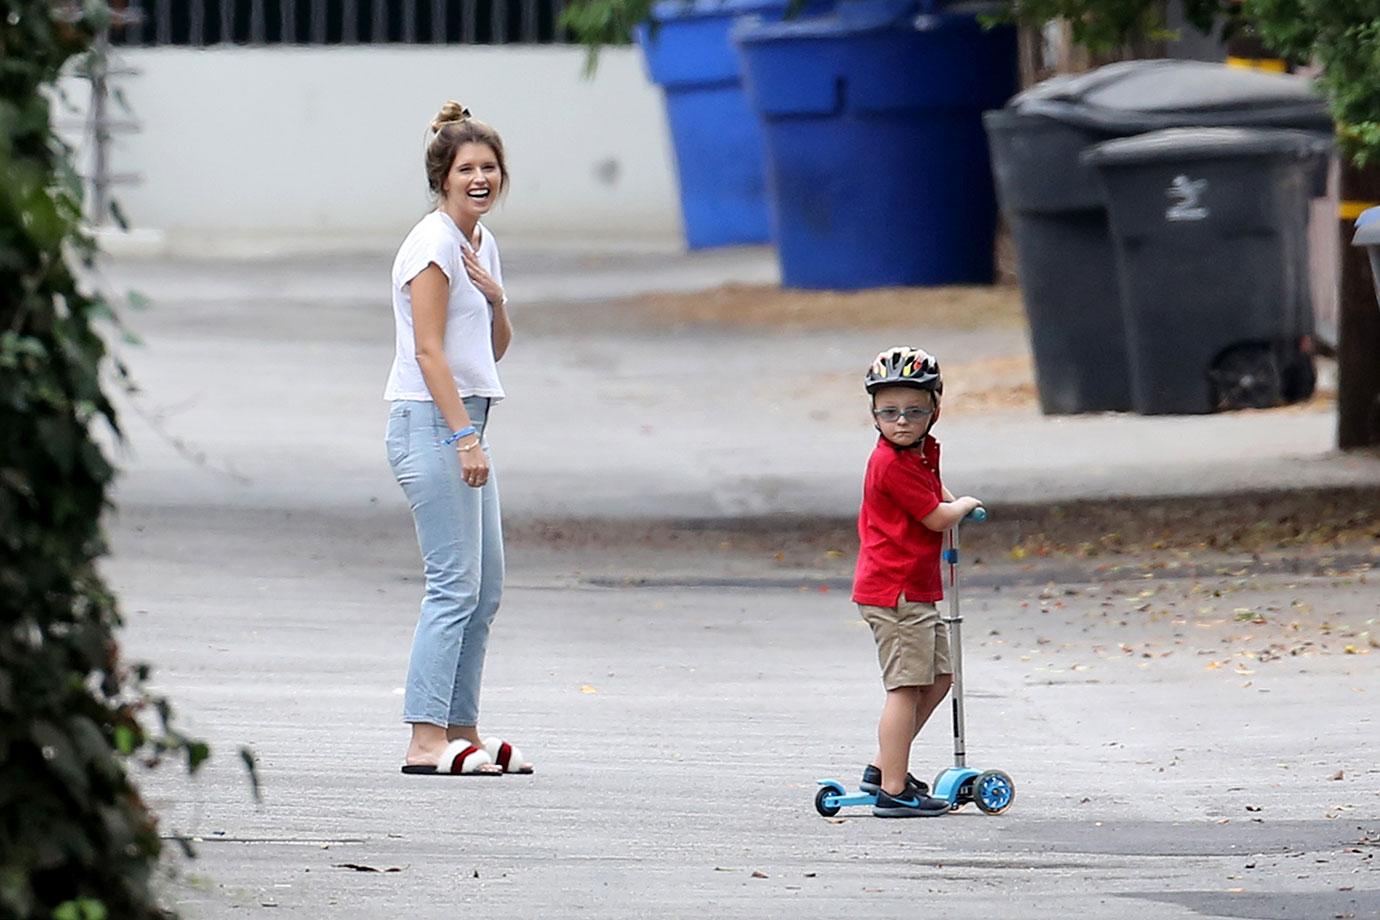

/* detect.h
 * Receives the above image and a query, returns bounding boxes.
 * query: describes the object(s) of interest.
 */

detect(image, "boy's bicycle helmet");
[864,346,942,396]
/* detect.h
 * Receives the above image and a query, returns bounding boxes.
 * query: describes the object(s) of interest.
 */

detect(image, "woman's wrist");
[489,291,507,308]
[444,425,477,445]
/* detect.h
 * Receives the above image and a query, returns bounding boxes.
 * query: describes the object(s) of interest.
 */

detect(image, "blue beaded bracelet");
[444,425,478,445]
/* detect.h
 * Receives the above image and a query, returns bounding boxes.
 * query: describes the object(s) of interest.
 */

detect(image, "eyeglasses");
[873,406,935,423]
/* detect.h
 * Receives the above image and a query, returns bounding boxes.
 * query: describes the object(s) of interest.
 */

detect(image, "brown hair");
[424,100,509,199]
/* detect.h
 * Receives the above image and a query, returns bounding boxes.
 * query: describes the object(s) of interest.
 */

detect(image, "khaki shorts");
[859,595,952,690]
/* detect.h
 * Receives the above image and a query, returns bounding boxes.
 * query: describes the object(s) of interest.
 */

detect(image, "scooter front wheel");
[814,785,842,817]
[973,770,1015,814]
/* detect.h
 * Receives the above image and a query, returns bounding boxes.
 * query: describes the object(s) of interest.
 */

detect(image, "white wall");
[60,46,683,255]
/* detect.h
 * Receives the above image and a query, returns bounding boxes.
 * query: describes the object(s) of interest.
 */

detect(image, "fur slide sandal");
[483,738,534,774]
[400,739,500,776]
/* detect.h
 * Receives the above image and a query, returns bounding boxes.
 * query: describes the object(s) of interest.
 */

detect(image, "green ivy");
[560,0,1380,166]
[561,0,652,50]
[1,3,204,918]
[1246,0,1380,166]
[999,0,1242,53]
[1001,1,1380,166]
[558,0,1241,70]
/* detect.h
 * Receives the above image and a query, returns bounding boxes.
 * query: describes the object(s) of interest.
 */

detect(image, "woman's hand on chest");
[461,245,504,306]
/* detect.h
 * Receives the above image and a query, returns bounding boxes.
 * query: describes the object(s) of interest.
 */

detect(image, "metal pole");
[461,0,476,43]
[128,0,145,44]
[430,0,446,43]
[89,26,111,226]
[341,0,357,43]
[190,0,204,45]
[521,0,537,42]
[281,0,296,43]
[945,525,967,769]
[250,0,266,43]
[310,0,326,43]
[493,0,507,43]
[157,0,171,45]
[371,0,387,42]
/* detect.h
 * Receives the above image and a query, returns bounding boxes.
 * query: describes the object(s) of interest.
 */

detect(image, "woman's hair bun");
[430,100,471,133]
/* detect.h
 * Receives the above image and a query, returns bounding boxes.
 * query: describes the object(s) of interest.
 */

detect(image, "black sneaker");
[872,788,950,818]
[860,764,930,797]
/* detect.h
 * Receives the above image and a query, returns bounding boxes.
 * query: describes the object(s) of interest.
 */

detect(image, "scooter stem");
[944,523,967,769]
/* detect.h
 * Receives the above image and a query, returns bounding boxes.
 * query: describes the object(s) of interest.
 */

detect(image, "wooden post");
[1337,160,1380,449]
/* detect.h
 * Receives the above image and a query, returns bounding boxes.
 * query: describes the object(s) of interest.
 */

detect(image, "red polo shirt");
[852,434,945,606]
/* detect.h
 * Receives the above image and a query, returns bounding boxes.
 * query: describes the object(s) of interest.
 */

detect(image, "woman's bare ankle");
[405,723,450,764]
[446,725,481,745]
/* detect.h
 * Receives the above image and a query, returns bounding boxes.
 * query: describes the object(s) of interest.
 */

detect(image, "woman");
[385,100,530,776]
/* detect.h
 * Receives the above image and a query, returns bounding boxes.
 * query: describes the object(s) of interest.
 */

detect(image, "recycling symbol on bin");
[1166,175,1209,222]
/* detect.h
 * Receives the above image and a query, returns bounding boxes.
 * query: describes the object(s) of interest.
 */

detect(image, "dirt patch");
[609,282,1027,331]
[943,354,1039,412]
[507,484,1380,570]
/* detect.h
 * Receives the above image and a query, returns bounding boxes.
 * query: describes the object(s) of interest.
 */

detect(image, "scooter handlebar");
[965,507,987,523]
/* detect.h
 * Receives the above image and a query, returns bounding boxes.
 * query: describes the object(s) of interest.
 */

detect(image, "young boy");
[852,347,982,818]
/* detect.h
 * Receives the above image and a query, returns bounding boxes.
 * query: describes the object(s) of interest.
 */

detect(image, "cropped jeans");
[386,396,504,727]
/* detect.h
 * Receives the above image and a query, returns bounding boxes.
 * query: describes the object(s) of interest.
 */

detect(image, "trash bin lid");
[1353,206,1380,246]
[1012,60,1331,133]
[649,0,792,21]
[1080,127,1332,168]
[734,0,1001,40]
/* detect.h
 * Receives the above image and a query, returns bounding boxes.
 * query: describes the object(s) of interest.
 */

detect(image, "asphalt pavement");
[96,245,1379,918]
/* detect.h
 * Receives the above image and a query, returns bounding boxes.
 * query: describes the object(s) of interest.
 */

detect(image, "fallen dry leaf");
[333,863,403,873]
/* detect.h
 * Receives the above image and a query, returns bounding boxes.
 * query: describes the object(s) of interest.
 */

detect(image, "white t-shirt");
[384,210,505,402]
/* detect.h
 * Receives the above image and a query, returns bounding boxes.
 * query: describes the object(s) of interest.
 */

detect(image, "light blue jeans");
[386,397,504,727]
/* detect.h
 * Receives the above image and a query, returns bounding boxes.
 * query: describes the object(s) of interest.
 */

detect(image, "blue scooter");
[814,507,1015,817]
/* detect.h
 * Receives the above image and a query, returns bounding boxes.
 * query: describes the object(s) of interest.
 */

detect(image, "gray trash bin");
[984,60,1332,415]
[1083,128,1331,415]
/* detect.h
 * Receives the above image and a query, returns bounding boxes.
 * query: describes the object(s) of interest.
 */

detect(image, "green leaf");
[241,746,263,803]
[109,198,129,231]
[186,739,211,773]
[1,4,233,913]
[0,865,34,915]
[51,900,105,920]
[113,724,137,755]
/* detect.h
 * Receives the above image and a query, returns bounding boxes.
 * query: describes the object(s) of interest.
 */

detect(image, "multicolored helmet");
[864,346,942,396]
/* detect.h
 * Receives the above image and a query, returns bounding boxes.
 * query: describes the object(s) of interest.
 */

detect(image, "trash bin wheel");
[1209,343,1284,410]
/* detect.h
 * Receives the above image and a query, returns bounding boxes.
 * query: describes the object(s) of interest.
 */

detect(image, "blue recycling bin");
[637,0,799,249]
[733,0,1017,288]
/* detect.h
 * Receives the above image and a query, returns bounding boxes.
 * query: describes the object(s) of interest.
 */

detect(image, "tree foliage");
[562,0,1380,167]
[1003,1,1380,165]
[558,0,1241,57]
[1001,0,1241,53]
[561,0,652,50]
[1,2,204,917]
[1245,0,1380,165]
